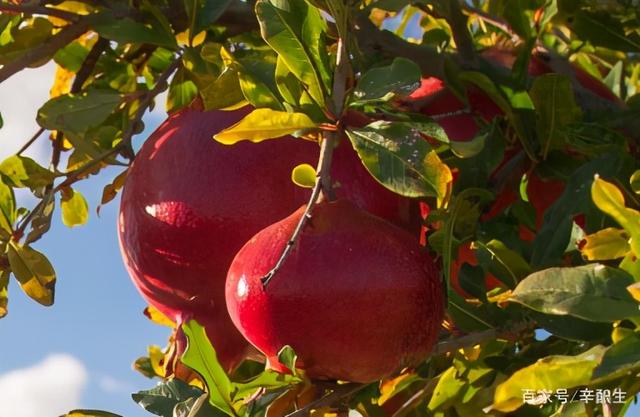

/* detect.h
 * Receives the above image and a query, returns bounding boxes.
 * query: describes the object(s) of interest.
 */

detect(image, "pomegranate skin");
[118,104,413,370]
[226,200,444,383]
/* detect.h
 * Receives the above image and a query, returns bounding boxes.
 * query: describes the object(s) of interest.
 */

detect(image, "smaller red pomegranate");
[226,200,444,383]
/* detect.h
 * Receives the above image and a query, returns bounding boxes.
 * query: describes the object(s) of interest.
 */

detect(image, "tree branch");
[443,0,476,64]
[0,20,89,84]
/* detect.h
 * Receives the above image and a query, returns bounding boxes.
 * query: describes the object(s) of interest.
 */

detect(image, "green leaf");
[510,264,640,322]
[580,227,630,261]
[185,0,233,35]
[458,71,537,159]
[538,0,558,29]
[37,90,122,135]
[527,310,611,342]
[345,122,453,202]
[593,333,640,381]
[475,239,531,288]
[256,0,326,107]
[62,411,122,417]
[0,176,15,235]
[167,65,198,113]
[233,369,301,401]
[0,155,54,190]
[529,74,581,158]
[89,13,178,49]
[132,379,205,417]
[352,57,421,103]
[291,164,316,188]
[0,269,9,318]
[181,320,236,416]
[214,108,316,144]
[592,176,640,258]
[221,47,283,111]
[7,242,56,306]
[60,187,89,228]
[276,345,298,375]
[200,67,246,111]
[571,11,640,52]
[492,345,606,412]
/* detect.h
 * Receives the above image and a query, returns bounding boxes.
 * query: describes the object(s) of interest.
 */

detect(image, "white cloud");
[0,62,55,164]
[97,374,136,394]
[0,353,88,417]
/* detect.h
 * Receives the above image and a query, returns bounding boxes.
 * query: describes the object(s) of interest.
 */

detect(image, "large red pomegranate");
[225,200,443,383]
[118,102,411,370]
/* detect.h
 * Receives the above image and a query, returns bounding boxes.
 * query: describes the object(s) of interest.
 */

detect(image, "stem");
[0,20,89,84]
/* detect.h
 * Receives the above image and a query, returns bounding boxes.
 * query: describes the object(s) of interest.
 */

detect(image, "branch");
[0,3,81,22]
[354,13,450,80]
[0,20,89,84]
[443,0,476,64]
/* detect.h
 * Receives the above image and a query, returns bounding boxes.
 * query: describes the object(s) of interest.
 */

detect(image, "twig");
[261,27,350,289]
[16,127,45,156]
[0,3,81,22]
[431,321,532,355]
[0,20,89,84]
[286,383,367,417]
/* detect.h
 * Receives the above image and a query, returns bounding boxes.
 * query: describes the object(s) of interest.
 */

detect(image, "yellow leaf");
[620,252,640,281]
[291,164,316,189]
[7,242,56,306]
[628,282,640,302]
[61,187,89,227]
[378,372,416,405]
[591,176,640,257]
[214,109,317,144]
[580,227,630,260]
[50,65,74,98]
[492,346,605,412]
[143,305,175,327]
[148,344,167,378]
